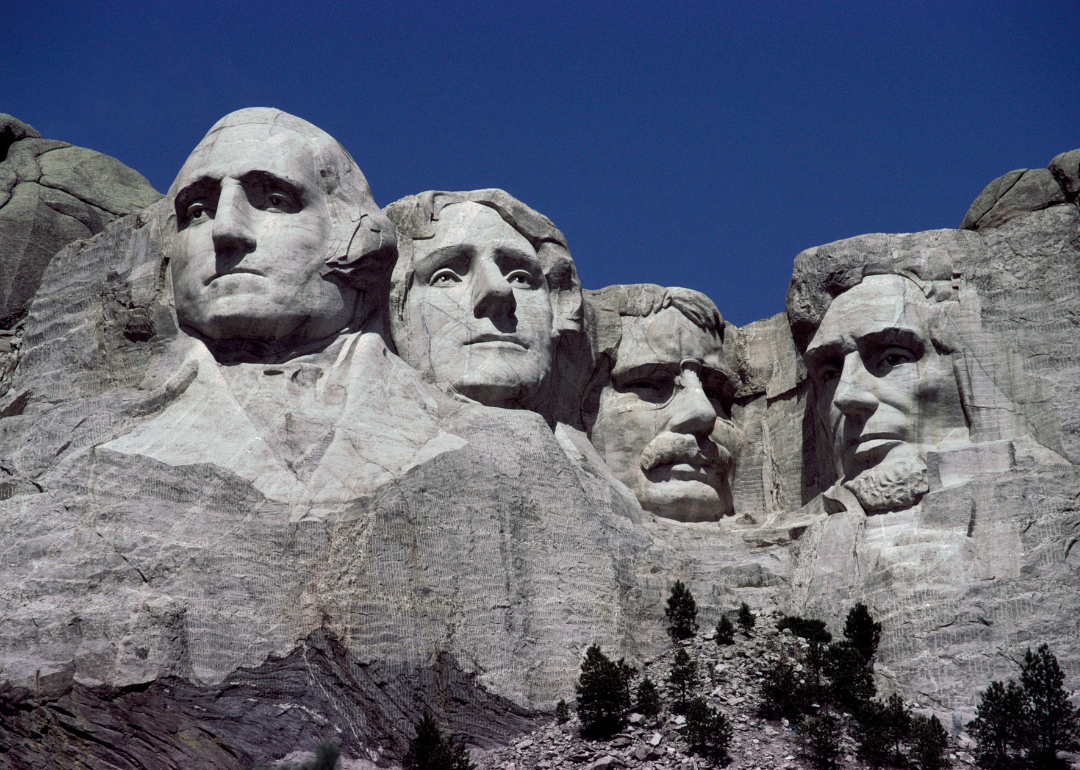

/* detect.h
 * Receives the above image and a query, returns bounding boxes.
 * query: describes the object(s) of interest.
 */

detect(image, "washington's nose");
[667,367,717,435]
[212,181,256,255]
[832,355,879,418]
[472,256,516,320]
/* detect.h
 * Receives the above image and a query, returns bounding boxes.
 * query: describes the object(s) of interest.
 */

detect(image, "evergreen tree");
[667,648,700,712]
[715,615,735,645]
[684,696,733,766]
[576,645,631,738]
[853,700,891,770]
[555,699,570,725]
[801,714,843,770]
[968,679,1027,770]
[737,602,756,636]
[404,713,475,770]
[881,693,912,765]
[1018,643,1080,769]
[910,714,951,770]
[844,603,882,664]
[666,580,698,641]
[825,641,876,713]
[635,677,661,720]
[759,658,807,721]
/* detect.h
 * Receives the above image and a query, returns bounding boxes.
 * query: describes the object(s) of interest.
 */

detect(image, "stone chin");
[634,471,734,523]
[843,453,929,513]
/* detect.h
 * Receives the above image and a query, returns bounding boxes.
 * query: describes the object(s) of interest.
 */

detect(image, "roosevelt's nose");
[472,254,516,320]
[667,366,717,436]
[831,354,880,419]
[212,181,256,255]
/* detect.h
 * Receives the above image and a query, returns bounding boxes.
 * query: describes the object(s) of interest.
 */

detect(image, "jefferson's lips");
[467,334,527,348]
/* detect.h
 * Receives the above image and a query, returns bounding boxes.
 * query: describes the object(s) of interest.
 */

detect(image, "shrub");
[801,713,843,770]
[881,693,912,764]
[715,615,735,645]
[910,714,951,770]
[666,580,698,641]
[844,603,882,664]
[576,645,632,738]
[854,700,891,769]
[555,699,570,724]
[737,602,756,636]
[968,679,1027,770]
[667,648,700,712]
[635,677,661,719]
[685,696,733,766]
[777,615,832,644]
[404,713,475,770]
[1019,643,1080,769]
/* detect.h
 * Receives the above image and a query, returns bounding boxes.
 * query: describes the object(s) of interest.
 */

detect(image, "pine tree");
[759,658,807,721]
[882,693,912,765]
[910,714,950,770]
[635,677,661,720]
[968,679,1027,770]
[801,714,843,770]
[1018,643,1080,768]
[825,641,875,714]
[555,699,570,725]
[666,580,698,641]
[737,602,756,636]
[715,615,735,645]
[854,700,891,770]
[684,696,733,766]
[404,713,475,770]
[843,603,882,664]
[667,648,700,712]
[576,645,631,738]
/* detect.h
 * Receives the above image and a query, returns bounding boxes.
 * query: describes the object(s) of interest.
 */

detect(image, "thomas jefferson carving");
[583,285,742,522]
[384,190,582,415]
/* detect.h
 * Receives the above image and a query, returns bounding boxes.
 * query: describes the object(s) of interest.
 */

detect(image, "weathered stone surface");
[0,114,161,328]
[1,112,1077,768]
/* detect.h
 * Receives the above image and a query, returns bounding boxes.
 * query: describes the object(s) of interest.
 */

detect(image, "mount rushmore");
[0,109,1077,767]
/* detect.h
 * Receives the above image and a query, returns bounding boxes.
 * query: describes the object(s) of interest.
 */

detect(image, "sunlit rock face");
[582,284,743,522]
[0,111,1078,766]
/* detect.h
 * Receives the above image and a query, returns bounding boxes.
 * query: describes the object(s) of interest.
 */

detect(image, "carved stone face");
[592,307,739,522]
[406,201,554,407]
[171,124,359,344]
[804,275,968,509]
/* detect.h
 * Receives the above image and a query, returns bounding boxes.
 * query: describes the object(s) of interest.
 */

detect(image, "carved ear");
[540,243,583,339]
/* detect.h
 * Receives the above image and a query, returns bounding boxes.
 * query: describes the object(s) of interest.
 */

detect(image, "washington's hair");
[168,108,396,292]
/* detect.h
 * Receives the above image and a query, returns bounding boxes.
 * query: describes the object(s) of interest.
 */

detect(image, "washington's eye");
[186,202,209,221]
[268,193,288,207]
[430,269,462,287]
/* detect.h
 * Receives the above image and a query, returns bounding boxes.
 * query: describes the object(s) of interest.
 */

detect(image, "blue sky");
[4,0,1078,326]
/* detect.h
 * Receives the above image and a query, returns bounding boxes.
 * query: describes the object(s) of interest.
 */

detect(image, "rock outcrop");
[0,112,1076,768]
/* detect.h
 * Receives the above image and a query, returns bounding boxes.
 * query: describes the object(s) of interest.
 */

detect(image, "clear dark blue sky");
[5,1,1077,326]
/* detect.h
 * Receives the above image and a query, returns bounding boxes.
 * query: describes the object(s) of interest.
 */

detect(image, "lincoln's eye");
[430,269,462,287]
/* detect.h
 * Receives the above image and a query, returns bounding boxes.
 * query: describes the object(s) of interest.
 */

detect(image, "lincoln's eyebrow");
[856,326,926,356]
[803,339,847,371]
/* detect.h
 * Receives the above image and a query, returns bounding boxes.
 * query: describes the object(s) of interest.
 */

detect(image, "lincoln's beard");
[843,454,929,513]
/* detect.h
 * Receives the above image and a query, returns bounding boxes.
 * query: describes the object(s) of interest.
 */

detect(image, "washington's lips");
[206,267,265,285]
[467,333,527,348]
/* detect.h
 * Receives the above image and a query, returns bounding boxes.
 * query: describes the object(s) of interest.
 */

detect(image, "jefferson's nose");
[832,354,880,419]
[667,366,717,436]
[472,255,516,319]
[212,181,256,255]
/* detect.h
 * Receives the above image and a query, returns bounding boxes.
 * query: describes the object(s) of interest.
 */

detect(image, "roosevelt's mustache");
[640,433,732,473]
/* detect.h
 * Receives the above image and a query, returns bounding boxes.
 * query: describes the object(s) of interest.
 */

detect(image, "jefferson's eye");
[505,270,535,288]
[430,269,462,287]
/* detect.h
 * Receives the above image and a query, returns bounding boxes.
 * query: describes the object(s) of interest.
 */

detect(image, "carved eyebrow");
[611,361,681,382]
[413,244,474,280]
[856,327,926,357]
[803,340,847,372]
[235,170,306,203]
[174,176,220,218]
